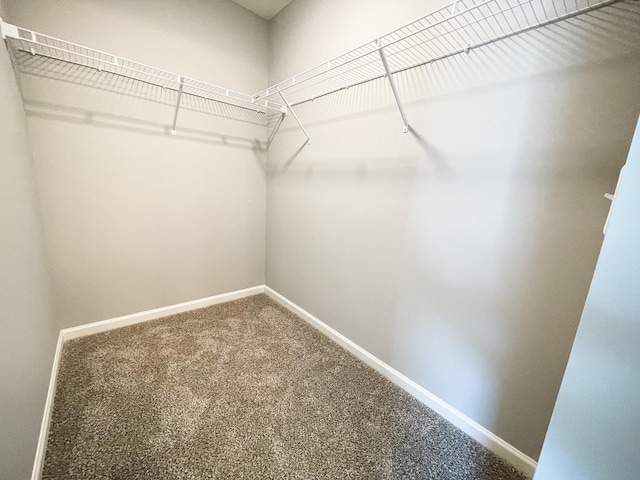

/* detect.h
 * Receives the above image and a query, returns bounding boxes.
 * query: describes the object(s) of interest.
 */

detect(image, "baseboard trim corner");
[32,285,266,479]
[264,286,537,478]
[61,285,266,341]
[31,331,65,480]
[33,285,536,478]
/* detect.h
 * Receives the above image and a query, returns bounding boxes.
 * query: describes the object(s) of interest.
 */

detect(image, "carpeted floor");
[43,294,530,479]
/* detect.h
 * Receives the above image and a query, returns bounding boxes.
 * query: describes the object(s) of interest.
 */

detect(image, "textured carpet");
[43,294,529,479]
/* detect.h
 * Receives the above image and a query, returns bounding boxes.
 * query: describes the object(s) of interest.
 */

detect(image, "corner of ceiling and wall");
[229,0,295,20]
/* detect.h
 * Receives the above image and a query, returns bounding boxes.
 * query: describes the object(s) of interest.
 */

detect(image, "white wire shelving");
[0,19,286,134]
[254,0,627,138]
[0,0,631,140]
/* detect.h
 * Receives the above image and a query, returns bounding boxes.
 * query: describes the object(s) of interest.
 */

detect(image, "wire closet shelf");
[0,0,628,137]
[0,19,286,119]
[254,0,625,109]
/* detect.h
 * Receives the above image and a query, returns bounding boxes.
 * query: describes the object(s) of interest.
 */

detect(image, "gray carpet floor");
[43,294,530,479]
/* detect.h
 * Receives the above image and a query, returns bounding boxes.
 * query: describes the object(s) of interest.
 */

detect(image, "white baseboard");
[34,284,536,478]
[32,285,265,479]
[31,331,65,480]
[61,285,265,341]
[264,286,537,478]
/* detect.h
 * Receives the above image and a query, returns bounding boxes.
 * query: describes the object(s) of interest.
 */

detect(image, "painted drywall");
[0,20,59,480]
[2,0,269,328]
[533,116,640,480]
[266,0,640,460]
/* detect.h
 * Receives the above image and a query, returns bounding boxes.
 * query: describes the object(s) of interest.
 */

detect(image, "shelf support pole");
[277,87,311,146]
[171,75,184,136]
[377,39,409,133]
[451,0,460,15]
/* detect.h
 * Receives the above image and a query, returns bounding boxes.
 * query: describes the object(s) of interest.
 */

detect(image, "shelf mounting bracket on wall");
[170,75,185,136]
[377,38,409,134]
[277,87,311,146]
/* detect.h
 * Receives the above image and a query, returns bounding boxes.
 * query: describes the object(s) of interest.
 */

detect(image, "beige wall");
[0,12,59,479]
[266,0,640,459]
[3,0,270,328]
[3,0,640,473]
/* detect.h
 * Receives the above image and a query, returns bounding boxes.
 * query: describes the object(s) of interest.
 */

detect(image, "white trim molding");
[32,285,265,479]
[31,331,65,480]
[61,286,265,341]
[264,286,537,478]
[33,284,536,478]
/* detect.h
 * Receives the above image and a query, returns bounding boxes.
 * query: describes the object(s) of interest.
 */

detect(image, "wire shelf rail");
[0,0,630,139]
[0,19,286,131]
[253,0,626,112]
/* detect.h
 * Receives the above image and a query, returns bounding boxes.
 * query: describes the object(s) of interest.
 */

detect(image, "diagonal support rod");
[277,87,311,146]
[171,75,185,135]
[377,39,409,133]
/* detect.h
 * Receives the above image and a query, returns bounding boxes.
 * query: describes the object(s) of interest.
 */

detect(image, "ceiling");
[229,0,295,20]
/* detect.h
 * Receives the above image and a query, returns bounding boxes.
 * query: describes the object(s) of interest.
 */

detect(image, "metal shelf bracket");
[451,0,461,15]
[171,75,184,136]
[277,87,311,146]
[377,38,409,134]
